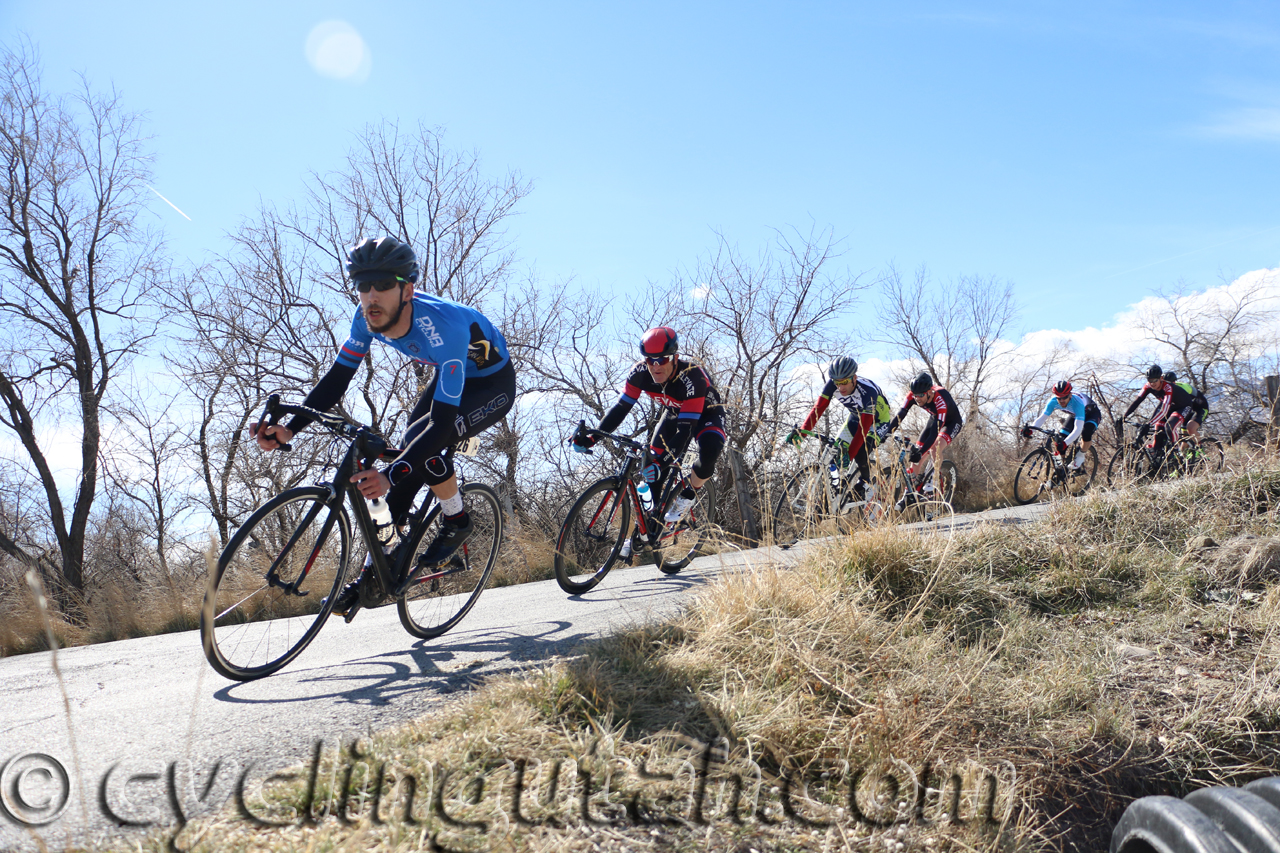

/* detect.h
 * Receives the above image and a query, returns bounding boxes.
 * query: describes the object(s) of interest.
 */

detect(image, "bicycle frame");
[571,415,697,551]
[787,428,867,511]
[259,396,467,605]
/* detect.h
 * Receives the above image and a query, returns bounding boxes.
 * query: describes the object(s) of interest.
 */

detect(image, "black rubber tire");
[1013,448,1054,505]
[554,477,630,594]
[770,465,828,546]
[397,482,503,639]
[937,459,958,503]
[201,487,350,681]
[657,477,717,573]
[1107,447,1135,488]
[1064,445,1100,496]
[1175,436,1225,478]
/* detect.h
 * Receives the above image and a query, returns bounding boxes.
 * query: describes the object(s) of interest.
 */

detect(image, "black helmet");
[1053,380,1072,397]
[1146,364,1163,381]
[640,326,679,359]
[827,356,858,383]
[346,237,419,285]
[910,372,933,395]
[1163,370,1177,383]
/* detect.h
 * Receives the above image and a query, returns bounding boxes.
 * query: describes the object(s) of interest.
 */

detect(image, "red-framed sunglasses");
[645,355,674,366]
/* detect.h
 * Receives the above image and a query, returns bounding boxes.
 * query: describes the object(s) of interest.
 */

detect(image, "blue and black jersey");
[335,294,509,407]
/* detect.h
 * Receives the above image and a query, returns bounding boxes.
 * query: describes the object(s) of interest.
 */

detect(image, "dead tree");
[0,44,161,596]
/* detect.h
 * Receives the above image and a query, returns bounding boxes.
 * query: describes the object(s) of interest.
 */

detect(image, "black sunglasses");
[355,275,409,294]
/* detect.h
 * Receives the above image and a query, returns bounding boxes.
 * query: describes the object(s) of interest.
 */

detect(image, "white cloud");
[1195,107,1280,142]
[690,284,712,300]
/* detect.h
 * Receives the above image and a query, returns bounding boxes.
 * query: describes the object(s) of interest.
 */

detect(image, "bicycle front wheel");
[1012,449,1054,505]
[554,477,631,594]
[398,482,503,639]
[201,487,350,681]
[657,477,717,574]
[1106,447,1132,488]
[770,465,828,546]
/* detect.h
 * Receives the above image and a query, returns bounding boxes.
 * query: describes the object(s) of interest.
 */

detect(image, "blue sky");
[4,1,1280,339]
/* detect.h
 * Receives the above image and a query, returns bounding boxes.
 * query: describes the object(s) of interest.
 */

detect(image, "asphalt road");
[0,500,1051,852]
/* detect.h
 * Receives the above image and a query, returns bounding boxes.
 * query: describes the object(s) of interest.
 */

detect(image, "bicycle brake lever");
[256,394,293,451]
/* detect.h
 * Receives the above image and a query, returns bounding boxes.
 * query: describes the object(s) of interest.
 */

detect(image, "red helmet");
[1053,380,1072,398]
[640,326,679,359]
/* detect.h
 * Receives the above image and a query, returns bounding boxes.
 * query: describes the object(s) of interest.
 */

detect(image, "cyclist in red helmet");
[1021,380,1102,469]
[573,326,725,533]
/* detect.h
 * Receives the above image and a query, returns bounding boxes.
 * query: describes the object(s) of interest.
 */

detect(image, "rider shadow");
[211,619,594,708]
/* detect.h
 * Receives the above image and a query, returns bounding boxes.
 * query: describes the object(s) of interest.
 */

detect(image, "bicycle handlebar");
[258,396,405,463]
[571,420,649,455]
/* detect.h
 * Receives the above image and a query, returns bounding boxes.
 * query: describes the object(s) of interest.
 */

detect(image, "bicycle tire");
[938,460,958,503]
[657,477,717,573]
[1064,445,1099,496]
[771,465,828,546]
[895,497,955,528]
[1012,448,1054,505]
[1174,436,1224,478]
[554,477,630,594]
[1107,447,1133,488]
[201,486,350,681]
[1201,437,1226,473]
[398,482,503,639]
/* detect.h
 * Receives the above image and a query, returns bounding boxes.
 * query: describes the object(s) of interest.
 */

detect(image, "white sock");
[440,492,465,516]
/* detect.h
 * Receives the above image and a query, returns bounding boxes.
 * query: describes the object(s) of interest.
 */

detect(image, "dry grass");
[96,463,1280,853]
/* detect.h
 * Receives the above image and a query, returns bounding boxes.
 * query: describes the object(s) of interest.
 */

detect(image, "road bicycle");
[554,419,716,594]
[1106,418,1186,487]
[770,429,886,546]
[877,432,958,524]
[1012,425,1099,504]
[1170,432,1225,478]
[200,396,502,681]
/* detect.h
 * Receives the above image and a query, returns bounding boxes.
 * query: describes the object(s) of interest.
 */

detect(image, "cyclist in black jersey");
[252,236,514,618]
[876,372,963,506]
[1121,364,1198,451]
[1163,370,1208,444]
[572,327,725,534]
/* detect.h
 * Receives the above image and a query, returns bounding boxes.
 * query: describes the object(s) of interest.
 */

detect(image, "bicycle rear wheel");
[1012,448,1054,505]
[937,460,958,503]
[554,477,630,594]
[1064,446,1099,496]
[1175,436,1224,477]
[656,478,717,573]
[398,482,503,639]
[201,487,350,681]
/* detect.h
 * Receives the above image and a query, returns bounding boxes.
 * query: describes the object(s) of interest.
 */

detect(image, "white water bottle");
[829,462,840,489]
[637,481,653,512]
[368,497,396,552]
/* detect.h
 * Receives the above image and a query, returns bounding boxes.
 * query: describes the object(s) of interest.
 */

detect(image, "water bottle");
[368,497,396,552]
[637,481,653,513]
[829,462,840,489]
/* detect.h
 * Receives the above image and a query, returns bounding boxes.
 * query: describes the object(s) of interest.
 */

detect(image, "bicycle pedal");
[342,602,362,624]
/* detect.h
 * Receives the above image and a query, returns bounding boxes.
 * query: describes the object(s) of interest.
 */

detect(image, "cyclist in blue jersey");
[252,236,515,617]
[1021,380,1101,469]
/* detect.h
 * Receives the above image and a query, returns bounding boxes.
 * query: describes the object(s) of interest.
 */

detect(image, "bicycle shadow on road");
[210,619,594,707]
